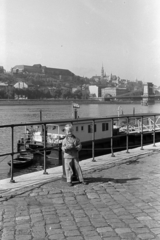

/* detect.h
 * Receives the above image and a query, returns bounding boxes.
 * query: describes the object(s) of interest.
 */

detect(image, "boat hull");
[8,153,34,168]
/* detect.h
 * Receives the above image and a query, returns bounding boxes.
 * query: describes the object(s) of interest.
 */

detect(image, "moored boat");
[16,110,160,164]
[8,152,34,168]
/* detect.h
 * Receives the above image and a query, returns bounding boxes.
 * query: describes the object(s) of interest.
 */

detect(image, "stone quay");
[0,143,160,240]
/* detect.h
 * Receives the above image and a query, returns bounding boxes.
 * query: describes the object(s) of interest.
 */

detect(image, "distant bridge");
[102,86,160,102]
[103,95,160,100]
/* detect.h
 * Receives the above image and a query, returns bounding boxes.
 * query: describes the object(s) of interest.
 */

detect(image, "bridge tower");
[142,82,155,104]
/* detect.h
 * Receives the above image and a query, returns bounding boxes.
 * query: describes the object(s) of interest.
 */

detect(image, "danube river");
[0,102,160,180]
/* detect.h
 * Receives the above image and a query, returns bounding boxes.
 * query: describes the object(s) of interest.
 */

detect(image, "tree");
[61,89,72,99]
[52,88,62,98]
[73,89,82,99]
[82,90,90,99]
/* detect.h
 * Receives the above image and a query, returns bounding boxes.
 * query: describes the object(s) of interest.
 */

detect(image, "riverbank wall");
[0,99,141,106]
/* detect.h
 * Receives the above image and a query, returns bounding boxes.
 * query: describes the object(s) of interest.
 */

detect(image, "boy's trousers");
[65,158,84,183]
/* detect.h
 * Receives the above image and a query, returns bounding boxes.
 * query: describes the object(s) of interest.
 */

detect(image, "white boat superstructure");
[24,119,113,145]
[119,116,160,134]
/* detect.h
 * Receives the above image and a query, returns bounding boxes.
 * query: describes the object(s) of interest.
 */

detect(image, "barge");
[16,113,160,167]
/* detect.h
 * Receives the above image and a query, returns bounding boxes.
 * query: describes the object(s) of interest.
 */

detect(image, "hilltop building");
[11,64,75,80]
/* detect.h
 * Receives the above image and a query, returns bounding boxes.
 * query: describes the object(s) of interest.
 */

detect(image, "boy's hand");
[65,144,74,150]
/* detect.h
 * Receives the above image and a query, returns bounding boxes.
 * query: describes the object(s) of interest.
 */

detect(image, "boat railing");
[0,113,160,183]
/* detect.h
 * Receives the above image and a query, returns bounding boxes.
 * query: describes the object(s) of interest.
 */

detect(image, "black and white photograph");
[0,0,160,239]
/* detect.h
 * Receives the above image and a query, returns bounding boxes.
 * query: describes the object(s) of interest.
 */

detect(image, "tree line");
[0,87,90,100]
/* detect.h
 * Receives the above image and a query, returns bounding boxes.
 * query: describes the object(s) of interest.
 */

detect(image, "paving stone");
[132,227,151,234]
[16,216,30,221]
[115,228,132,234]
[48,233,65,239]
[66,237,83,240]
[1,237,15,240]
[62,225,78,230]
[137,233,155,239]
[84,236,102,240]
[83,230,99,237]
[46,224,61,230]
[150,228,160,234]
[102,237,120,240]
[52,199,64,204]
[99,231,118,237]
[15,235,32,240]
[97,227,113,233]
[118,232,137,239]
[64,230,81,237]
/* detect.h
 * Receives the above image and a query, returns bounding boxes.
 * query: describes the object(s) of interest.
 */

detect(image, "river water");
[0,102,160,180]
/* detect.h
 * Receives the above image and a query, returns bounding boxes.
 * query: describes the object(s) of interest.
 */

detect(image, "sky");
[0,0,160,85]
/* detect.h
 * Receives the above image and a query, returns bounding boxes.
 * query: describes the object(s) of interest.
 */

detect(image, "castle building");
[11,64,75,80]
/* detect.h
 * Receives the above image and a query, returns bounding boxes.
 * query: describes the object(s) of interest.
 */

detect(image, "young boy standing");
[62,124,87,186]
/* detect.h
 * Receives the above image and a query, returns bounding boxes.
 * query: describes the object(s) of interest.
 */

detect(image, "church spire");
[101,64,104,78]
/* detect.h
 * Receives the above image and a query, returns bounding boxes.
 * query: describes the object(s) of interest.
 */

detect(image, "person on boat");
[62,124,87,186]
[26,128,30,141]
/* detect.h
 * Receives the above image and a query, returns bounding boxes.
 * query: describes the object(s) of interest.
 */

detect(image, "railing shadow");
[83,177,141,184]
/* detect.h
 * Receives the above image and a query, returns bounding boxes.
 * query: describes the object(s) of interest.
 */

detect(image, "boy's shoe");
[68,182,73,187]
[81,181,88,185]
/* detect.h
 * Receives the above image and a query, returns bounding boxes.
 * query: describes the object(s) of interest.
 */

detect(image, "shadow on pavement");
[84,177,141,184]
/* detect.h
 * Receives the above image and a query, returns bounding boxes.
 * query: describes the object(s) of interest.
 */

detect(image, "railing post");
[43,124,48,174]
[40,110,42,121]
[10,126,15,183]
[141,116,144,150]
[153,115,156,147]
[92,120,96,162]
[111,118,115,157]
[126,117,129,153]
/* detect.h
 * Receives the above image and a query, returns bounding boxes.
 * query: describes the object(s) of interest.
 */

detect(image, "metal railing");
[0,113,160,183]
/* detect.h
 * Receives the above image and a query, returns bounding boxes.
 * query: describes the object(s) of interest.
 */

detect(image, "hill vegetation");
[0,72,90,99]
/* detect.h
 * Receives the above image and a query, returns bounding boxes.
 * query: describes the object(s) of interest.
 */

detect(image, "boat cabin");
[27,119,112,144]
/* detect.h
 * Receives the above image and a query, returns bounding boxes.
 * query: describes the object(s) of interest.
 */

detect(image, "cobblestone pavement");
[1,152,160,240]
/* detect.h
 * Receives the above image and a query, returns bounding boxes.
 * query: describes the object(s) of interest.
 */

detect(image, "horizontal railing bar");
[0,113,159,128]
[0,146,59,158]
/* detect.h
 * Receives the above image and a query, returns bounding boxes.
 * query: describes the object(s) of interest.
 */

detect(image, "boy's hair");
[64,123,73,131]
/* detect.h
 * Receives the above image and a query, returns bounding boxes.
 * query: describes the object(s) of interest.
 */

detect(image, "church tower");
[101,65,104,78]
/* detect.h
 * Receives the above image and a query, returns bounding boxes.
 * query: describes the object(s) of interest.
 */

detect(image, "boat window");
[102,123,108,131]
[88,125,91,133]
[81,126,84,131]
[76,126,78,131]
[88,124,96,133]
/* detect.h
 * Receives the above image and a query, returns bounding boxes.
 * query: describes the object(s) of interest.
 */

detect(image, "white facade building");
[14,82,28,89]
[89,85,99,97]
